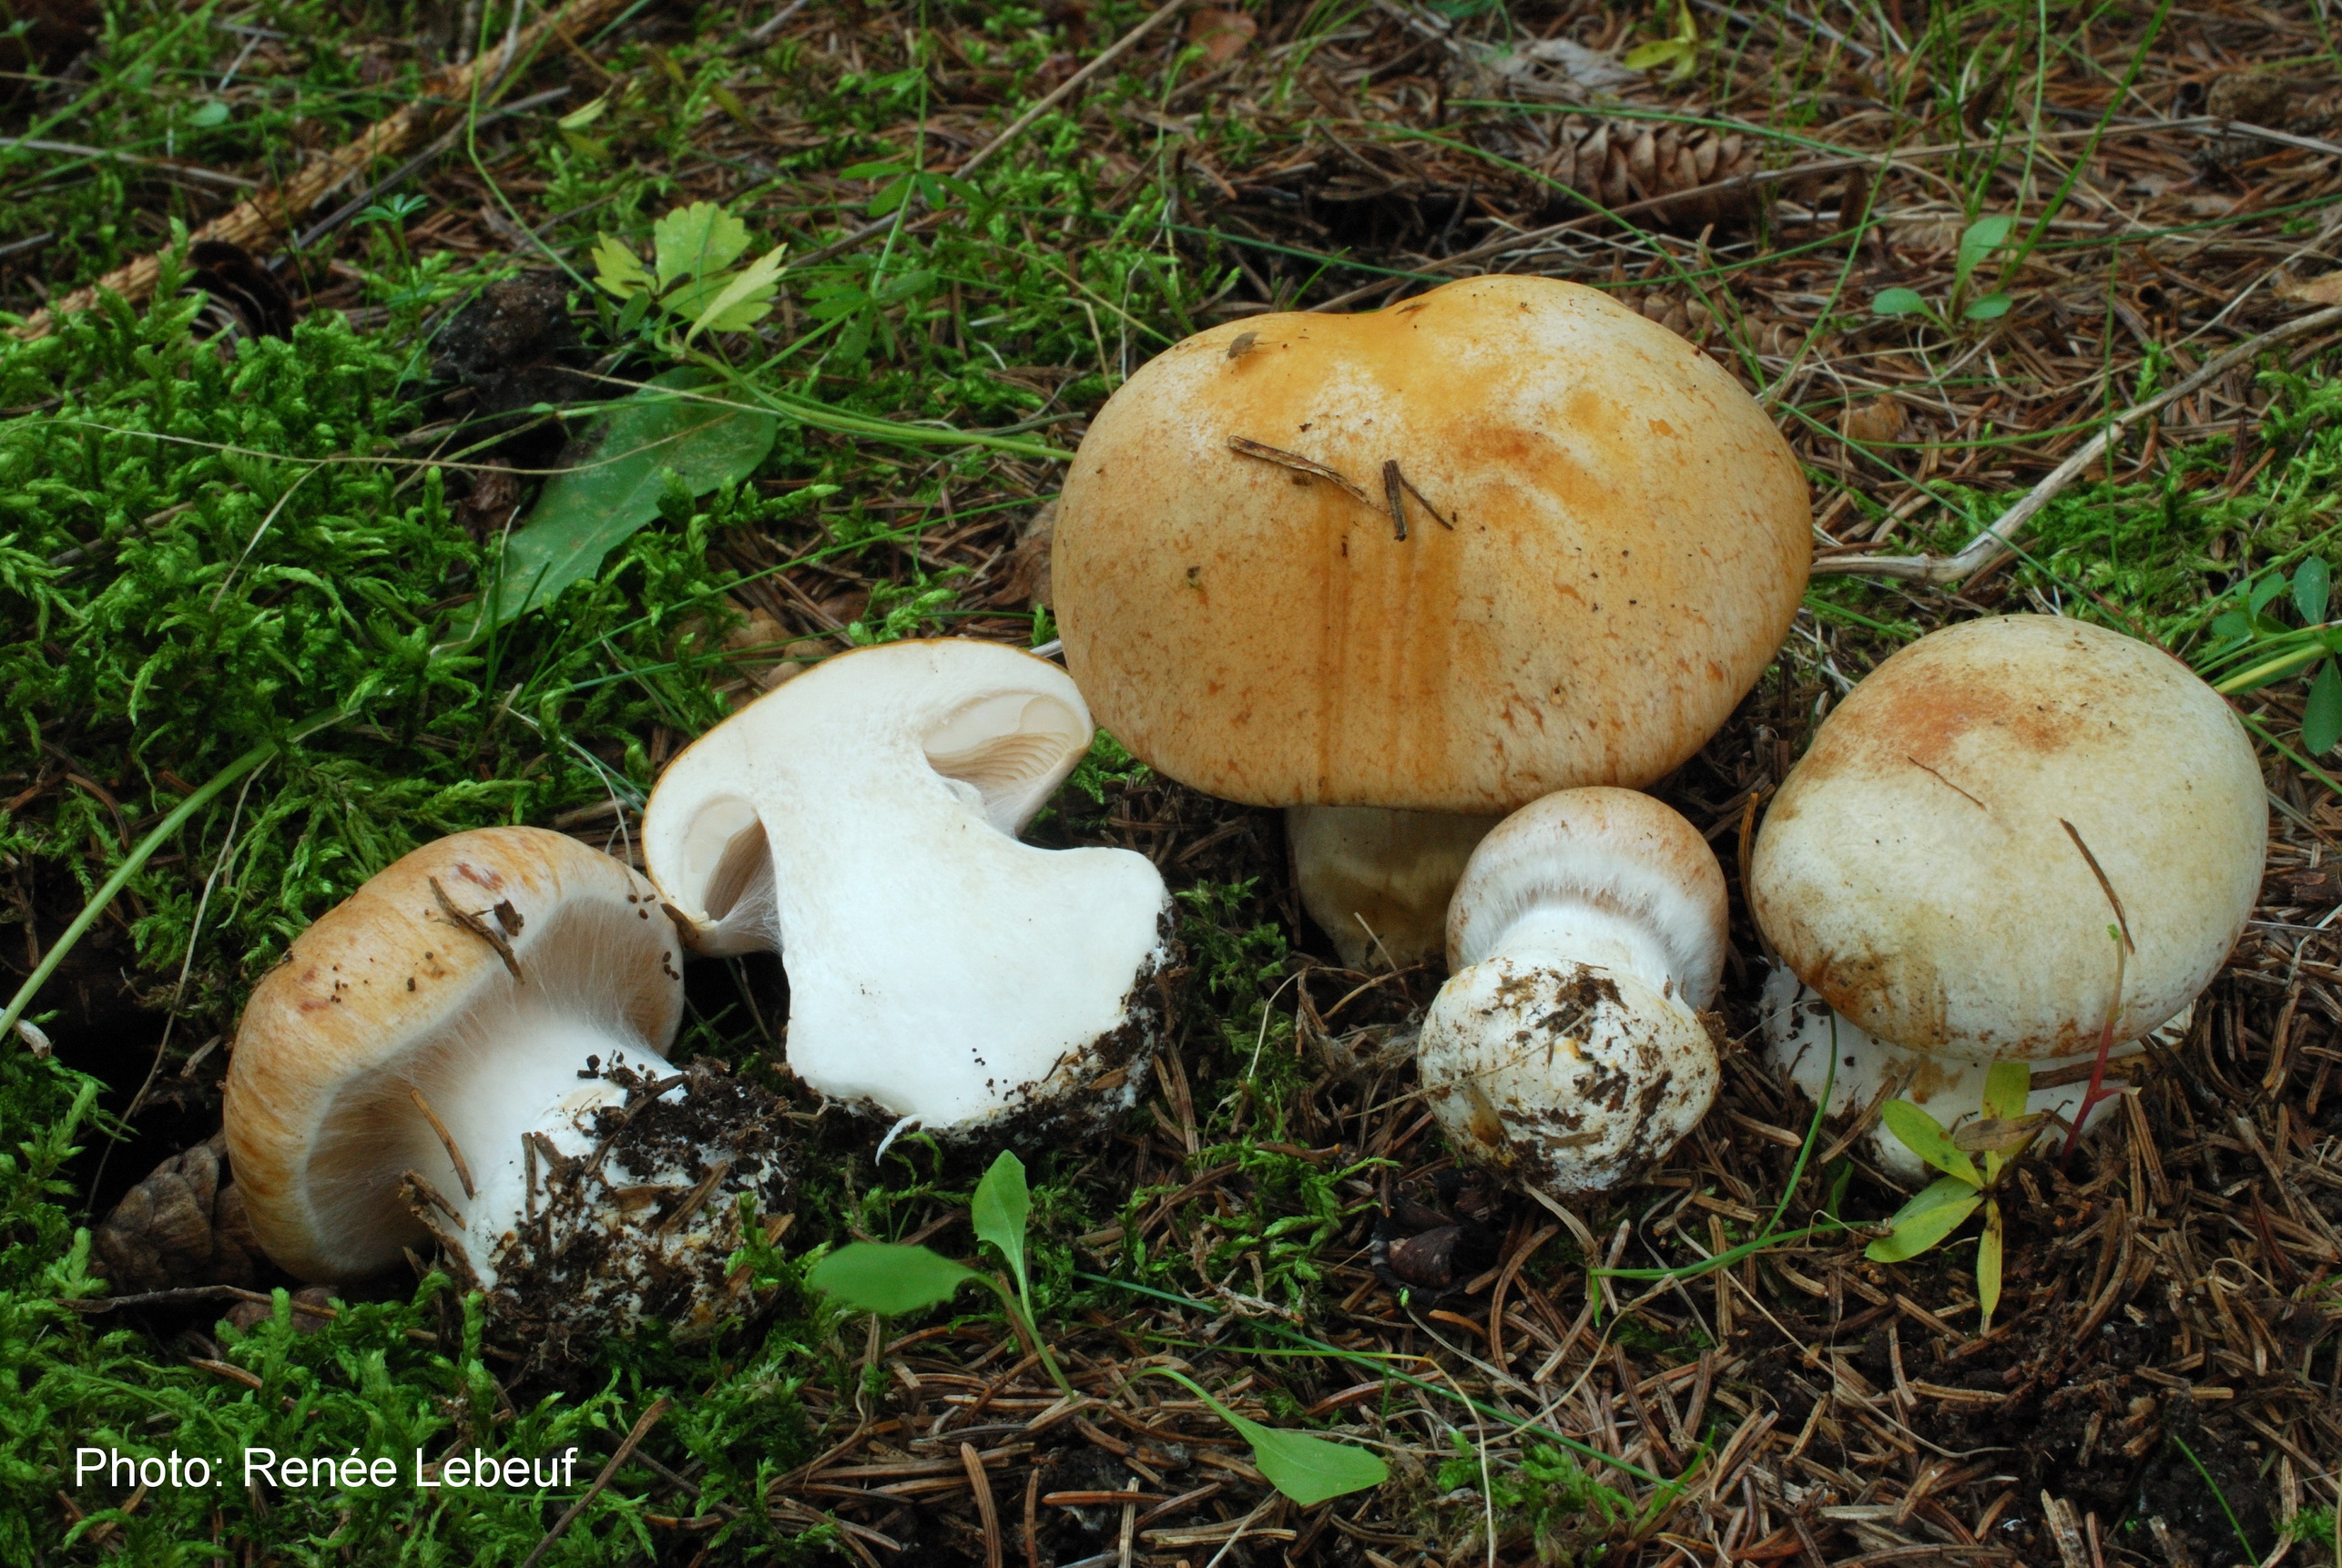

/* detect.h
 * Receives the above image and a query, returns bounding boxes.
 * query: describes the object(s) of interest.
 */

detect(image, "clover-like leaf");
[592,234,651,300]
[808,1243,979,1316]
[653,200,752,290]
[683,243,788,342]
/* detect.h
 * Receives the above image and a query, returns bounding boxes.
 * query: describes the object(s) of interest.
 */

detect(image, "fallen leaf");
[1840,395,1905,446]
[460,370,777,639]
[1186,7,1255,66]
[2276,270,2342,306]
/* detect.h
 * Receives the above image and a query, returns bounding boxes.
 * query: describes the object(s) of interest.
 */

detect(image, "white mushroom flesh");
[642,639,1175,1138]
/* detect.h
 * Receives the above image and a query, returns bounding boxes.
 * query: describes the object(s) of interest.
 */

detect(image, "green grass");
[5,0,2341,1560]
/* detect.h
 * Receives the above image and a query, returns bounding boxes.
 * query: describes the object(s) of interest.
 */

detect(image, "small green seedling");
[1874,215,2016,326]
[1623,0,1703,83]
[1865,1059,2041,1331]
[593,199,788,344]
[807,1152,1389,1505]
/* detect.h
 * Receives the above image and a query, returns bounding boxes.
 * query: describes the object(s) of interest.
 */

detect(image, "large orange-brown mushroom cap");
[1054,275,1810,811]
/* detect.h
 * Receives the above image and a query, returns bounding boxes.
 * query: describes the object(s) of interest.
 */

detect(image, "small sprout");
[1865,1059,2035,1330]
[810,1152,1387,1504]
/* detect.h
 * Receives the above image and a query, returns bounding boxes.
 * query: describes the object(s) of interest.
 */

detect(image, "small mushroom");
[223,828,793,1343]
[1750,616,2267,1177]
[1054,275,1810,964]
[1419,788,1727,1192]
[641,638,1176,1141]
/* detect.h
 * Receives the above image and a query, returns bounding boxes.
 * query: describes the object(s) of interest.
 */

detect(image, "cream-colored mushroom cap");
[1751,615,2266,1059]
[1054,274,1810,811]
[223,829,683,1283]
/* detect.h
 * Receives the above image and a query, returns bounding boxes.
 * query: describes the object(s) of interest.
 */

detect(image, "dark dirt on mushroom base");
[448,1058,798,1372]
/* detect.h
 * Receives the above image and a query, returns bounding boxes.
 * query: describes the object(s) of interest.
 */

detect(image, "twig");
[409,1086,479,1200]
[14,0,636,340]
[517,1396,671,1568]
[1815,304,2342,584]
[963,1442,1005,1568]
[429,876,524,981]
[1227,436,1378,508]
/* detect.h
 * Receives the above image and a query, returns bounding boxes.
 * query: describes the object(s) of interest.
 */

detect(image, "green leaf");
[592,235,651,300]
[1872,288,1930,318]
[1623,37,1691,69]
[1143,1367,1387,1503]
[684,244,789,342]
[2251,570,2291,616]
[1961,292,2013,321]
[2306,661,2342,756]
[807,1243,979,1315]
[1981,1060,2030,1125]
[1955,214,2016,293]
[1977,1200,2004,1327]
[1865,1175,1984,1263]
[971,1150,1031,1298]
[2296,555,2331,626]
[558,94,610,130]
[464,370,777,636]
[1227,1411,1390,1506]
[1878,1100,1981,1186]
[839,159,907,179]
[652,200,751,290]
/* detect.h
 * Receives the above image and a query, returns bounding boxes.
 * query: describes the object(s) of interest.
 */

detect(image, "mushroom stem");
[1759,967,2143,1182]
[1475,902,1685,993]
[420,1016,677,1286]
[1418,789,1727,1193]
[1287,806,1501,970]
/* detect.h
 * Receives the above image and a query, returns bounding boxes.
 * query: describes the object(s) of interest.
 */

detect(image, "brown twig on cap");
[1907,755,1986,809]
[1227,436,1377,509]
[1382,461,1454,540]
[429,876,524,981]
[517,1396,672,1568]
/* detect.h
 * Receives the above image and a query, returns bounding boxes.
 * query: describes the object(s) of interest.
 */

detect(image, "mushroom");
[222,827,794,1343]
[641,638,1176,1141]
[1419,788,1727,1192]
[1053,274,1809,964]
[1749,615,2266,1177]
[1285,807,1503,969]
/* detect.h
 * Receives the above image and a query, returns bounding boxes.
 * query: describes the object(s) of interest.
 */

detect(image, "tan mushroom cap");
[1750,616,2266,1061]
[1054,274,1810,811]
[224,828,682,1282]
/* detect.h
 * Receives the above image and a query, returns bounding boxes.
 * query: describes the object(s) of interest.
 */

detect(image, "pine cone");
[1541,118,1757,231]
[90,1134,267,1294]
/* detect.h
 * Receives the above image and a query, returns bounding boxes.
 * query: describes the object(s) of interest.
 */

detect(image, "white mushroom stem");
[1419,789,1728,1194]
[643,640,1173,1138]
[426,1019,678,1283]
[1759,968,2154,1183]
[1286,806,1499,969]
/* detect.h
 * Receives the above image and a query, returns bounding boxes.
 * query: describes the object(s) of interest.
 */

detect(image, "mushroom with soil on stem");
[640,637,1176,1144]
[1748,615,2268,1179]
[1419,787,1728,1193]
[222,827,794,1348]
[1051,273,1810,967]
